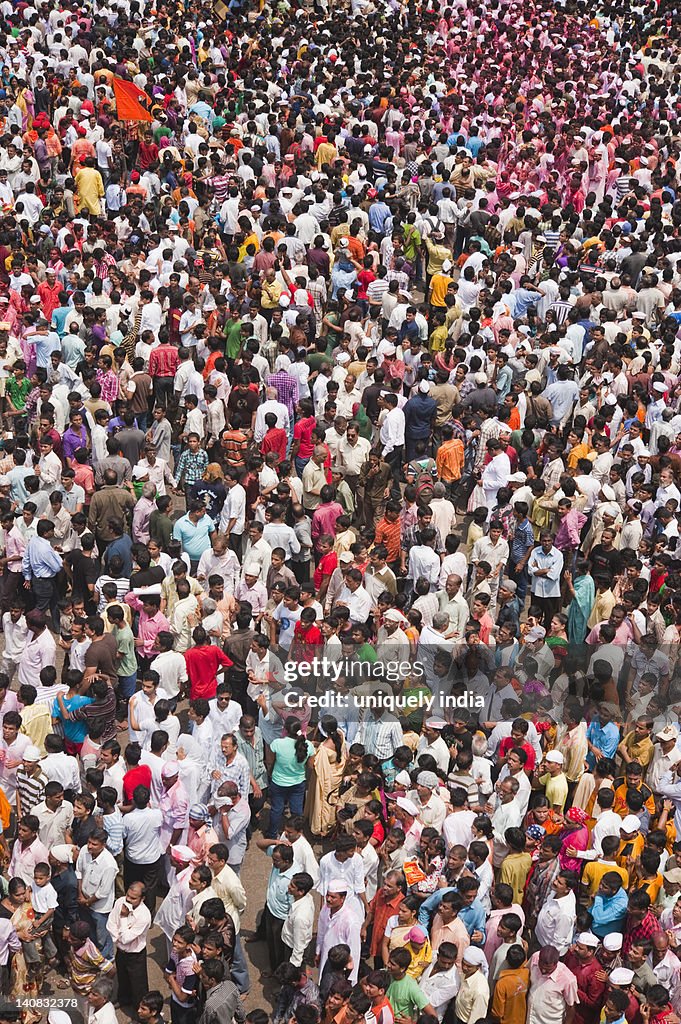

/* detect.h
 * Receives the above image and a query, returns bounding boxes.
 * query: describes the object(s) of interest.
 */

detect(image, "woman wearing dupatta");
[305,715,348,836]
[558,806,590,872]
[6,881,41,1023]
[566,560,595,645]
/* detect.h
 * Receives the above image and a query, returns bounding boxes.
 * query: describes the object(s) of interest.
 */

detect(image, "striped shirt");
[367,278,390,305]
[101,806,124,856]
[221,429,249,469]
[70,938,114,995]
[543,228,561,251]
[96,575,131,611]
[16,766,48,814]
[548,299,573,326]
[614,175,634,203]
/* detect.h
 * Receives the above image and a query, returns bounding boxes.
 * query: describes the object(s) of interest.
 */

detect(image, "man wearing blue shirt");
[172,501,216,574]
[586,704,620,770]
[418,877,486,945]
[590,871,628,937]
[22,519,63,632]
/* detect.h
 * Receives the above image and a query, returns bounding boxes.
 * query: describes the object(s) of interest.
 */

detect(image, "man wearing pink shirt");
[124,592,170,673]
[311,485,344,553]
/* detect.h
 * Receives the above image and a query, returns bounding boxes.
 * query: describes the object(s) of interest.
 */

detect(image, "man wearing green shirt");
[106,605,138,701]
[224,308,243,361]
[387,948,437,1019]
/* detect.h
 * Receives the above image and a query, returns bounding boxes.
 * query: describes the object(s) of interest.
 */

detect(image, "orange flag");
[112,77,153,122]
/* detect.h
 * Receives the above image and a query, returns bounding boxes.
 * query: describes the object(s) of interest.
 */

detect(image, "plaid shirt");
[176,448,209,486]
[266,371,299,419]
[401,523,445,555]
[622,910,663,956]
[307,276,327,326]
[96,369,119,405]
[24,384,42,423]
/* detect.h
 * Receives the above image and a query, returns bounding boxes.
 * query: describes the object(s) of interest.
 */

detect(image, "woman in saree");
[5,877,41,1023]
[558,806,590,872]
[566,558,595,645]
[305,714,348,836]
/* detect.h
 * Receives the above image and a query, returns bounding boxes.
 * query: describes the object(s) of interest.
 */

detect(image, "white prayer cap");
[610,968,633,985]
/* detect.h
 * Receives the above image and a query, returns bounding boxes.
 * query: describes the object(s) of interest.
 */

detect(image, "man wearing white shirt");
[490,777,523,867]
[419,945,460,1021]
[534,873,577,955]
[408,529,440,589]
[649,726,681,793]
[98,739,126,802]
[76,829,119,958]
[379,393,405,486]
[105,883,152,1008]
[497,749,533,818]
[438,574,470,639]
[317,841,367,922]
[41,736,82,792]
[281,872,315,967]
[334,569,372,624]
[219,473,247,554]
[208,687,243,737]
[416,719,451,775]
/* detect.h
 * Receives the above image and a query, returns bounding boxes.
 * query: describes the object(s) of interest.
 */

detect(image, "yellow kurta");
[75,167,104,215]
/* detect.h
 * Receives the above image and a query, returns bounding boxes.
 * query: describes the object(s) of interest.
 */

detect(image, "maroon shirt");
[563,952,607,1024]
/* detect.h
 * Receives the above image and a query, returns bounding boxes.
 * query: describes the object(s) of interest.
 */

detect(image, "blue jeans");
[118,672,137,699]
[267,779,306,838]
[88,908,114,959]
[231,932,250,994]
[294,455,309,478]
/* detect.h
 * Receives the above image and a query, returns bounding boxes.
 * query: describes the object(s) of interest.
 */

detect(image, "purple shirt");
[62,425,89,461]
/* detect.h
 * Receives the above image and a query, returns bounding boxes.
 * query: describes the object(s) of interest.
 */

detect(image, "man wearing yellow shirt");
[75,158,104,215]
[533,750,569,811]
[316,133,338,169]
[429,259,455,309]
[580,835,629,900]
[260,269,283,316]
[613,762,656,817]
[617,718,655,776]
[424,232,453,282]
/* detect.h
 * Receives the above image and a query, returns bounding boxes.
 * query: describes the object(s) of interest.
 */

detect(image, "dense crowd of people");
[0,0,679,1020]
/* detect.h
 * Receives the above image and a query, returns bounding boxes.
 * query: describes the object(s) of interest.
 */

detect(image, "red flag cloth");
[112,77,153,122]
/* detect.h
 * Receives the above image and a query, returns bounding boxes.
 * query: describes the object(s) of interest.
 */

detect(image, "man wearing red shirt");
[289,611,323,665]
[563,933,607,1024]
[365,871,405,961]
[149,338,180,408]
[122,745,152,804]
[314,537,338,605]
[184,626,233,700]
[261,416,287,462]
[291,400,316,476]
[498,720,537,772]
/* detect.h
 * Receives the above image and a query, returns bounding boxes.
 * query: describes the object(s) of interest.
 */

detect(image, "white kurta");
[316,903,362,982]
